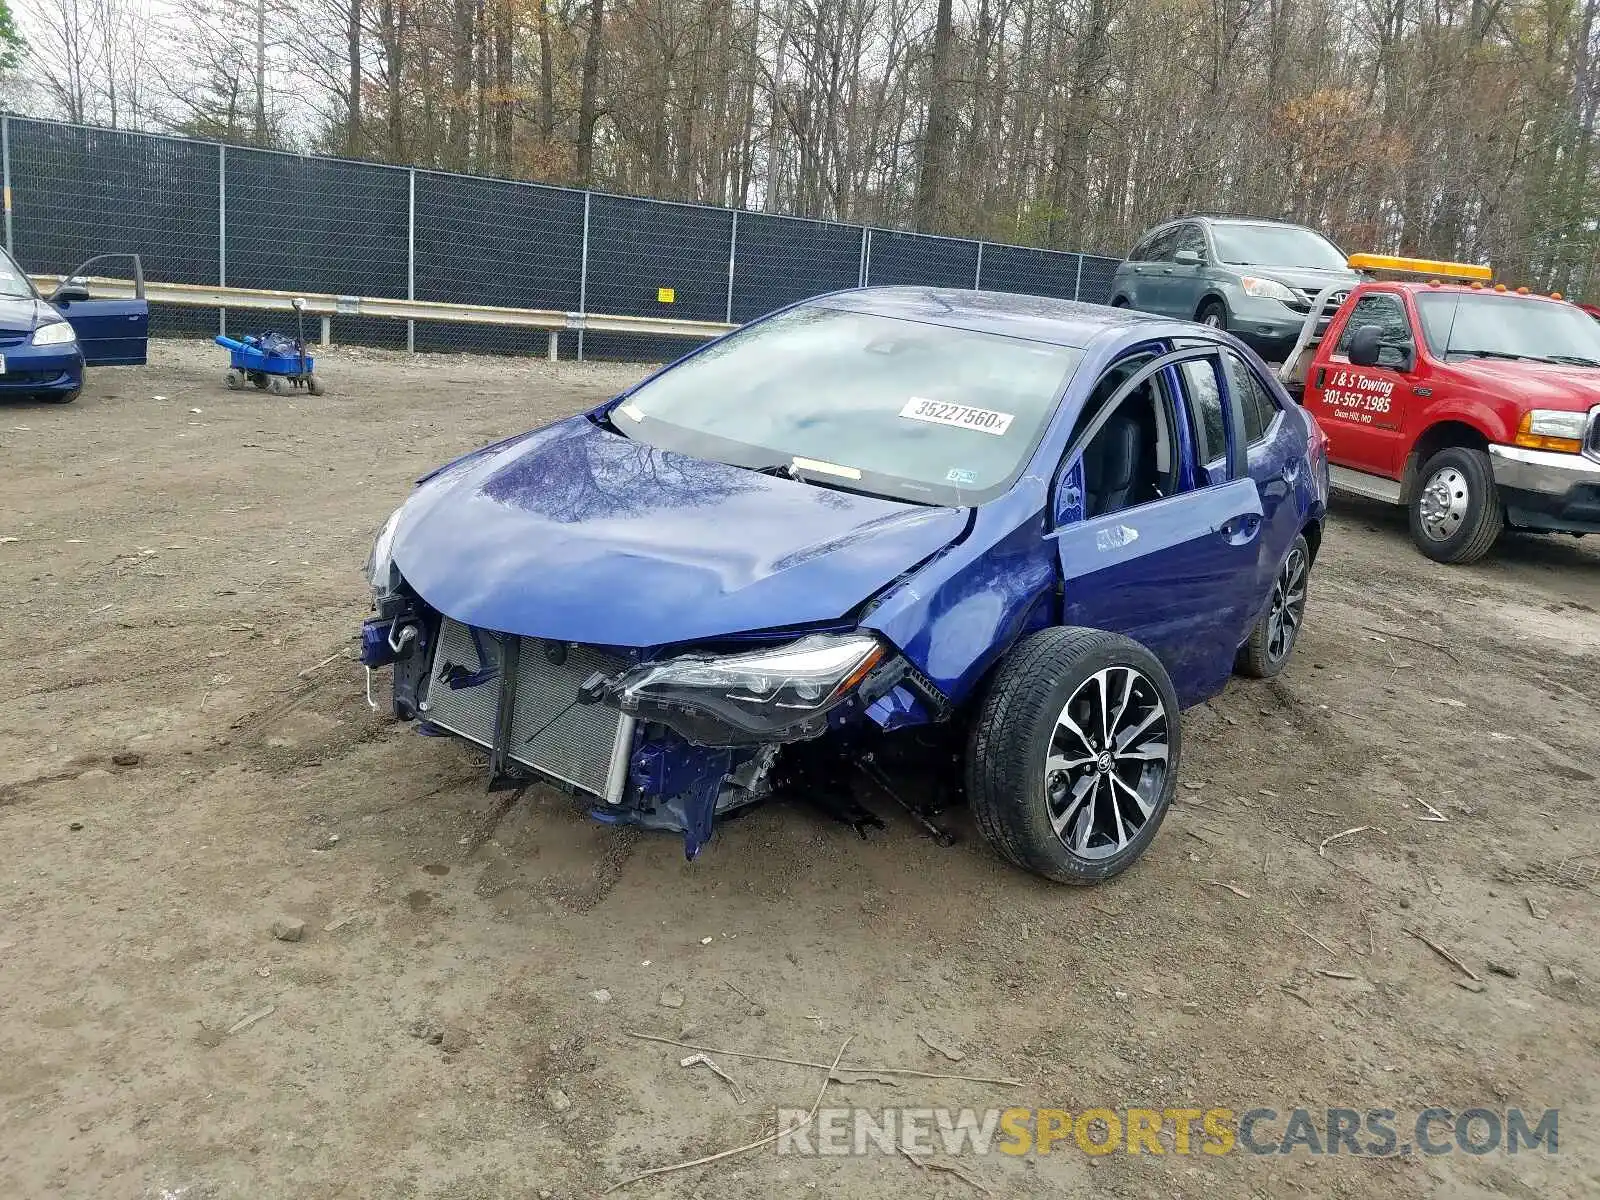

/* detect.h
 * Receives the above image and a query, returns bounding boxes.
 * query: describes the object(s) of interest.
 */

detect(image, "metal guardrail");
[30,275,738,359]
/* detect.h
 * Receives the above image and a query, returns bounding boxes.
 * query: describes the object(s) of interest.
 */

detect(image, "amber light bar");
[1347,253,1493,282]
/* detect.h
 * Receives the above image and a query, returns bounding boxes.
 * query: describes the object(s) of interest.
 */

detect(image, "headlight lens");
[615,633,886,746]
[1516,409,1588,453]
[364,508,403,595]
[1239,276,1300,304]
[32,320,77,347]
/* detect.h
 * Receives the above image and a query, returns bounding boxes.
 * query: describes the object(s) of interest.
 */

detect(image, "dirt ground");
[2,339,1598,1199]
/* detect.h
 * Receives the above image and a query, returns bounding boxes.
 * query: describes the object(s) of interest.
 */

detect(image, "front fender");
[861,486,1057,704]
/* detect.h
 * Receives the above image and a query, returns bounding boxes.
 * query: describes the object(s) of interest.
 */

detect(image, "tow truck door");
[1303,290,1414,475]
[48,255,150,366]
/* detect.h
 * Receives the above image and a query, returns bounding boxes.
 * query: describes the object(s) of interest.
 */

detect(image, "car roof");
[1146,214,1311,231]
[1204,216,1305,228]
[812,286,1162,349]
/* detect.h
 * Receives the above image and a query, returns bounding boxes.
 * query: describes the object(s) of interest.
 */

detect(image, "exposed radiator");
[420,618,634,802]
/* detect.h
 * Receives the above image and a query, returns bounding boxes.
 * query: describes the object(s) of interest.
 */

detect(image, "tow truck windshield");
[1415,293,1600,368]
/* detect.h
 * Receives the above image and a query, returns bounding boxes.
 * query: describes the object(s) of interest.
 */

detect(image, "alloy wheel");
[1266,546,1308,662]
[1042,667,1171,859]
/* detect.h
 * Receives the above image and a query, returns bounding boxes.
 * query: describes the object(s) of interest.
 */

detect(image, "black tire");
[966,627,1182,885]
[41,388,81,405]
[307,373,325,396]
[252,373,271,390]
[1196,298,1228,330]
[1236,533,1311,678]
[1408,446,1503,564]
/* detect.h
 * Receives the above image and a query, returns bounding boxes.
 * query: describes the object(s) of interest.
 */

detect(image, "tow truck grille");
[421,618,634,801]
[1587,409,1600,458]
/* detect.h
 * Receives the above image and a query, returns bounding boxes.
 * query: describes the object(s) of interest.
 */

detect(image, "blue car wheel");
[1235,533,1312,678]
[966,626,1181,885]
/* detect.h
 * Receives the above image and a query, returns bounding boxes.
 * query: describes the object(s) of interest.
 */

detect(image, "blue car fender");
[861,481,1059,705]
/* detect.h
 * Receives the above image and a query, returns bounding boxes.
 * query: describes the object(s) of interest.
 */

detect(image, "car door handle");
[1220,514,1263,545]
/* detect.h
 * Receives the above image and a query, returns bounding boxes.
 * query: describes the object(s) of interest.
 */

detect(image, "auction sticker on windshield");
[900,397,1015,436]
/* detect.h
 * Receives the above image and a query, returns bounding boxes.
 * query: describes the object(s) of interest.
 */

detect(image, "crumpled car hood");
[391,416,969,645]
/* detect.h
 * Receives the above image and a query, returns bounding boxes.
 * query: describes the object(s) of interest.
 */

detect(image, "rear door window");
[1222,351,1281,445]
[1178,358,1228,469]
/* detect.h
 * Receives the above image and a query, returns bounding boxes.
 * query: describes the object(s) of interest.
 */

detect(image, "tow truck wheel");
[1409,447,1503,564]
[1236,534,1311,678]
[967,627,1181,885]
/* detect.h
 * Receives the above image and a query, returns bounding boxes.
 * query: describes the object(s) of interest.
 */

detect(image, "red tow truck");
[1277,254,1600,563]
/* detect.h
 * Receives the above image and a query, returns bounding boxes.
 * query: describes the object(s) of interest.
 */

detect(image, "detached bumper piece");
[1490,444,1600,534]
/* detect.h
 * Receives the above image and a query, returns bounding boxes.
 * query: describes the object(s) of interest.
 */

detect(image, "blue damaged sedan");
[360,288,1328,884]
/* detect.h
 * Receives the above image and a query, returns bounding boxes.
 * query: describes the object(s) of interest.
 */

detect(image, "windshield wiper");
[1451,348,1534,361]
[1541,354,1600,368]
[589,408,633,439]
[746,459,938,506]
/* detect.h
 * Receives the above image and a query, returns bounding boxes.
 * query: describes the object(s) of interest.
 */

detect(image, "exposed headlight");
[1239,276,1300,303]
[614,633,887,746]
[32,320,77,347]
[364,508,403,596]
[1516,409,1589,454]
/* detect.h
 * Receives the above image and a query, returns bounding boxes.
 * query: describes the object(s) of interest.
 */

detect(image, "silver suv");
[1110,216,1360,361]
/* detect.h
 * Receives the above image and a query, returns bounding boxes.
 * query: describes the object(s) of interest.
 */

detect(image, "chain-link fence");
[1,115,1123,362]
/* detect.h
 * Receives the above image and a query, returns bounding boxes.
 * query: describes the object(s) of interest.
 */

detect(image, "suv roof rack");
[1187,212,1297,224]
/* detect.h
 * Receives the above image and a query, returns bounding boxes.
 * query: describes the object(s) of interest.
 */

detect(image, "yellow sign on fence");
[657,287,676,304]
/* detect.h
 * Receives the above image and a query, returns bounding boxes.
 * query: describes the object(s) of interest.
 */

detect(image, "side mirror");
[1381,342,1416,372]
[1348,324,1416,371]
[50,283,91,305]
[1347,324,1383,367]
[1174,249,1202,267]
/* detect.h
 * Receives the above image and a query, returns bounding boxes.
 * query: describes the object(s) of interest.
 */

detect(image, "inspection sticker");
[899,396,1014,436]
